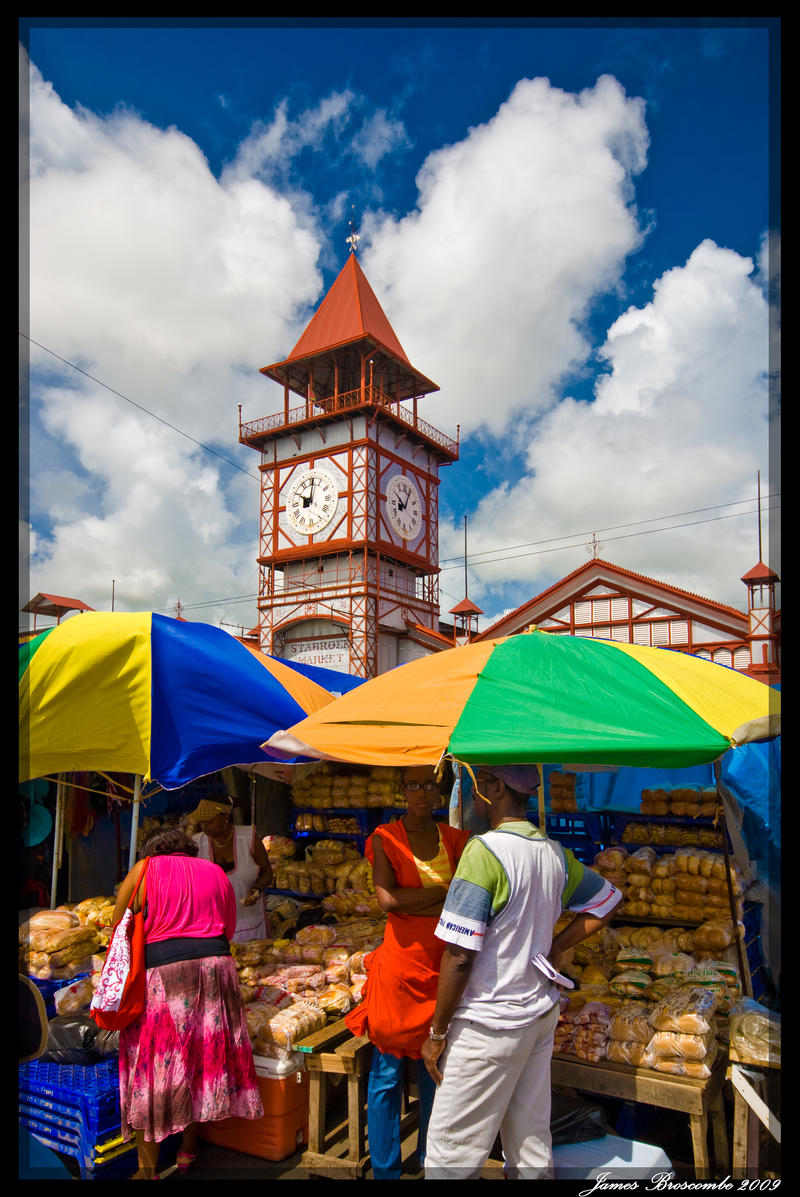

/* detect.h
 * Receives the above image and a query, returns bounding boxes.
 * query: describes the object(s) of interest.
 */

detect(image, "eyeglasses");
[402,780,440,792]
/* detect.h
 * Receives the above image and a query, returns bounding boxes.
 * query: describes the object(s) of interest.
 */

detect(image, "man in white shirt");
[421,764,622,1180]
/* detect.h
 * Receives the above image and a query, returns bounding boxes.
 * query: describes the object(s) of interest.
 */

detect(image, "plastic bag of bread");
[606,1040,651,1066]
[256,1000,327,1050]
[609,969,651,997]
[651,1041,718,1078]
[644,974,687,1003]
[674,874,710,894]
[728,998,781,1065]
[593,848,628,871]
[262,965,327,993]
[54,976,95,1015]
[624,847,657,875]
[19,909,80,942]
[651,952,697,977]
[349,975,367,1003]
[580,963,610,987]
[648,1029,715,1060]
[651,986,719,1034]
[614,948,653,972]
[324,962,350,985]
[691,920,737,952]
[295,923,338,947]
[26,924,99,954]
[314,983,354,1016]
[609,1001,656,1043]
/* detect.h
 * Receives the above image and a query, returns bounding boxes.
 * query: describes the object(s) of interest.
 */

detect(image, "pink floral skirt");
[119,955,263,1142]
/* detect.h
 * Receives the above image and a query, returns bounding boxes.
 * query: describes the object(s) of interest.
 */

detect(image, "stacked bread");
[620,821,723,849]
[593,846,744,923]
[20,909,101,982]
[640,786,721,819]
[549,771,578,812]
[291,764,404,810]
[554,1000,612,1062]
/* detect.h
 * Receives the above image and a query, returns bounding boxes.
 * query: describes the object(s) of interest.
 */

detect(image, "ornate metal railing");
[239,385,458,457]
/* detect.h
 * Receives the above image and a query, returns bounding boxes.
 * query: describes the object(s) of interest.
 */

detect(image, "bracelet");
[429,1026,448,1041]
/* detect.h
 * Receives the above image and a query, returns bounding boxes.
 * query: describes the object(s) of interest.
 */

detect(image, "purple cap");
[483,765,541,794]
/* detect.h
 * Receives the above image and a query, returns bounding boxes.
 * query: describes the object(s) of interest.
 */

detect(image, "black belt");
[145,935,231,968]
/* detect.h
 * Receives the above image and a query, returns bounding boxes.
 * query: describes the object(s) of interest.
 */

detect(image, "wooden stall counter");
[727,1046,780,1179]
[551,1051,730,1179]
[292,1016,422,1178]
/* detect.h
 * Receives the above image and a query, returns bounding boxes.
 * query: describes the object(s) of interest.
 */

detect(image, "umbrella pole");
[49,774,66,909]
[713,760,752,997]
[249,768,257,829]
[538,763,546,835]
[128,776,142,872]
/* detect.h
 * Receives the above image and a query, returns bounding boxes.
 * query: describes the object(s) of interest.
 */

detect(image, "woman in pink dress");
[111,826,263,1179]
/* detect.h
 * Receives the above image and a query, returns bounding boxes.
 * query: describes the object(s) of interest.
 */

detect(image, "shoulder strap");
[129,857,149,911]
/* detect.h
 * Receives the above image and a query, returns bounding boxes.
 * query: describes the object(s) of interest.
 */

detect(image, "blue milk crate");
[18,1057,133,1176]
[28,973,91,1020]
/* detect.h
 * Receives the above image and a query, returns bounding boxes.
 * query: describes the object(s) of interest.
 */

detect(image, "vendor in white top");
[421,764,623,1180]
[190,795,273,943]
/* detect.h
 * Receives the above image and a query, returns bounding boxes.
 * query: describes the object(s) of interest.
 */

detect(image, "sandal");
[176,1150,198,1174]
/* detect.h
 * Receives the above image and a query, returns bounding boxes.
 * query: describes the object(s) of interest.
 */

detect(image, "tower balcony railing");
[239,384,459,458]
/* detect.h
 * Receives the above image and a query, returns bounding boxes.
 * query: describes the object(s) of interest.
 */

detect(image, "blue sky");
[19,18,780,633]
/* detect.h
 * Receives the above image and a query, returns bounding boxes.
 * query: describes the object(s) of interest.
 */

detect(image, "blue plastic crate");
[19,1058,121,1142]
[28,973,91,1019]
[545,811,610,846]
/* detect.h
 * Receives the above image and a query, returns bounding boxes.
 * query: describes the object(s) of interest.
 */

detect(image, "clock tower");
[239,248,459,678]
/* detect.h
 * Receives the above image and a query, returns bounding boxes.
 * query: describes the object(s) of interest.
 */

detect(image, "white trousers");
[424,1002,560,1180]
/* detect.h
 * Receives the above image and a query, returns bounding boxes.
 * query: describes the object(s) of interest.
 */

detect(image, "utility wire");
[21,332,261,483]
[440,496,780,569]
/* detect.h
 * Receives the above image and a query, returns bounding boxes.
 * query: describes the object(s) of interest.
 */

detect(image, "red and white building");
[476,556,780,685]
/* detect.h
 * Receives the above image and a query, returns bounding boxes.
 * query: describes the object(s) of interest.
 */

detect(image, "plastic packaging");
[728,998,781,1065]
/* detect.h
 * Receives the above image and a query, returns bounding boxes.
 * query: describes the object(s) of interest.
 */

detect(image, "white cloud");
[361,74,649,438]
[24,52,325,623]
[447,239,771,614]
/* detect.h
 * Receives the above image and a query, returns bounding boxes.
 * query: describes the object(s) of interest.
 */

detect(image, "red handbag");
[90,858,149,1031]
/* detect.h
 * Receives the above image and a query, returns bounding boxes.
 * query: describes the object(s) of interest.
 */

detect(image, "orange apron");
[345,821,471,1059]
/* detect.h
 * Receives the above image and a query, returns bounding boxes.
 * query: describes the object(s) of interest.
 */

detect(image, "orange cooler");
[200,1054,309,1161]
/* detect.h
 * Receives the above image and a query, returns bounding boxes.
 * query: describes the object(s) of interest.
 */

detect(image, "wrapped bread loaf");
[606,1040,652,1066]
[610,969,651,997]
[728,998,781,1065]
[648,1030,715,1060]
[651,1041,718,1078]
[19,909,79,942]
[624,847,658,875]
[26,924,98,954]
[255,1000,327,1050]
[651,986,719,1034]
[54,976,95,1015]
[609,1001,656,1043]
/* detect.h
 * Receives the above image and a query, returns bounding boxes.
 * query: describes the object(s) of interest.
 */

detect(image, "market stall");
[261,630,780,1178]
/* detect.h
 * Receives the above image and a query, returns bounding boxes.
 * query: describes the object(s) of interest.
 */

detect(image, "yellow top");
[413,831,453,888]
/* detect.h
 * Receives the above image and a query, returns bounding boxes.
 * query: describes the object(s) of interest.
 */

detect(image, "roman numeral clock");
[238,250,459,678]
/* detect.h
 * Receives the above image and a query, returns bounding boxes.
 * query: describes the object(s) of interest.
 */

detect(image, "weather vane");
[346,204,360,254]
[586,532,604,559]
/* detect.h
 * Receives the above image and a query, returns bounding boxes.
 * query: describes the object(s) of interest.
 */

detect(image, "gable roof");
[478,558,749,640]
[22,593,95,619]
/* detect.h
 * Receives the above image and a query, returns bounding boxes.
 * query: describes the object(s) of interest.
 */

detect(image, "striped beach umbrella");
[265,630,779,771]
[19,611,336,789]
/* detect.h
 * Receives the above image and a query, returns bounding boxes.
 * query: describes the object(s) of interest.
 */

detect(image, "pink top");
[142,855,237,944]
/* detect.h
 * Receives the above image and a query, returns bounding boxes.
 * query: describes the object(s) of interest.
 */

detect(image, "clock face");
[386,474,423,540]
[285,467,340,536]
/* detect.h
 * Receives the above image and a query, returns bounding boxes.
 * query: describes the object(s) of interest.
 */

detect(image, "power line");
[440,495,780,569]
[441,503,781,575]
[21,332,261,482]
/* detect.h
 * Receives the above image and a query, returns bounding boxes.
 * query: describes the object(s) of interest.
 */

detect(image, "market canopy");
[265,630,780,770]
[19,611,337,789]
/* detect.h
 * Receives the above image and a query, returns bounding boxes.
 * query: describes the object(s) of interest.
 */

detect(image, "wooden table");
[727,1046,780,1178]
[293,1017,422,1178]
[551,1052,730,1178]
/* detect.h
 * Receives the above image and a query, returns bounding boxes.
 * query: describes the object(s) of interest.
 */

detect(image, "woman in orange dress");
[345,765,471,1179]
